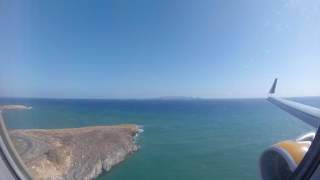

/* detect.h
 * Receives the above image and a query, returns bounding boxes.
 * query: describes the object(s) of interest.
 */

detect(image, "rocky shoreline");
[1,104,141,179]
[9,125,140,180]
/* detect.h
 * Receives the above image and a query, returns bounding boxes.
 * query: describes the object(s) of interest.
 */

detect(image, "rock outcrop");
[9,125,140,180]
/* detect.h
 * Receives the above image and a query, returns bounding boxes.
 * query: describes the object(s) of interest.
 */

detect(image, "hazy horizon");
[1,94,320,101]
[1,0,320,99]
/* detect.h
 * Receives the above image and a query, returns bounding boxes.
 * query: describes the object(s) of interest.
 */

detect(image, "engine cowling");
[260,132,315,180]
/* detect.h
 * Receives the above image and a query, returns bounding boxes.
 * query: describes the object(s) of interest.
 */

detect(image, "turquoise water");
[1,97,319,180]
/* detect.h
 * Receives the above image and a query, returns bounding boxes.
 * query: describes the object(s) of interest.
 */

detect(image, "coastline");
[1,104,142,179]
[10,125,141,179]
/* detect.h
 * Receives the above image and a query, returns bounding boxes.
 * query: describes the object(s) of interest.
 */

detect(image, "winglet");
[269,78,277,94]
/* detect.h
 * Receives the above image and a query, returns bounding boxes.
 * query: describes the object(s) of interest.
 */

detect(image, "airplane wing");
[267,78,320,128]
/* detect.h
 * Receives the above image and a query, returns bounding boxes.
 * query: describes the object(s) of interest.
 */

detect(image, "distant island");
[1,105,141,179]
[152,96,203,100]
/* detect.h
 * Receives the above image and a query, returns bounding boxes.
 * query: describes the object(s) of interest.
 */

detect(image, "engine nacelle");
[260,132,315,180]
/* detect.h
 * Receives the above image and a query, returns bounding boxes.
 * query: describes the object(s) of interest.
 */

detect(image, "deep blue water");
[1,97,320,180]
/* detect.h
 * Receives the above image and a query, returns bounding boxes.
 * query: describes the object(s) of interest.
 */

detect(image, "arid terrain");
[10,125,140,180]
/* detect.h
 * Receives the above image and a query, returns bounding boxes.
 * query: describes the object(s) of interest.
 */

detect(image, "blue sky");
[1,0,320,99]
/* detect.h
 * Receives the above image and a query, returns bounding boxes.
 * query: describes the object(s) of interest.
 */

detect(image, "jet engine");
[260,132,315,180]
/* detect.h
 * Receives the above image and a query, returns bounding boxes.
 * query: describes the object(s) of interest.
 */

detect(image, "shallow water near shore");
[1,97,320,180]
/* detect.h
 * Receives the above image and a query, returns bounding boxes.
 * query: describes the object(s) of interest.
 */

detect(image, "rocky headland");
[10,125,140,180]
[0,105,32,111]
[1,104,140,179]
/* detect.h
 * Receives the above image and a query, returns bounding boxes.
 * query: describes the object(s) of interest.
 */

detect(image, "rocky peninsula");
[10,125,140,180]
[0,105,32,111]
[1,105,141,179]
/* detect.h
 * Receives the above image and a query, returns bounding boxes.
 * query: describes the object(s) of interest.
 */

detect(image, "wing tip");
[269,78,278,94]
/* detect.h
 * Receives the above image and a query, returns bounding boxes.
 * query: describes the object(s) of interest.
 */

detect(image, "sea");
[1,97,319,180]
